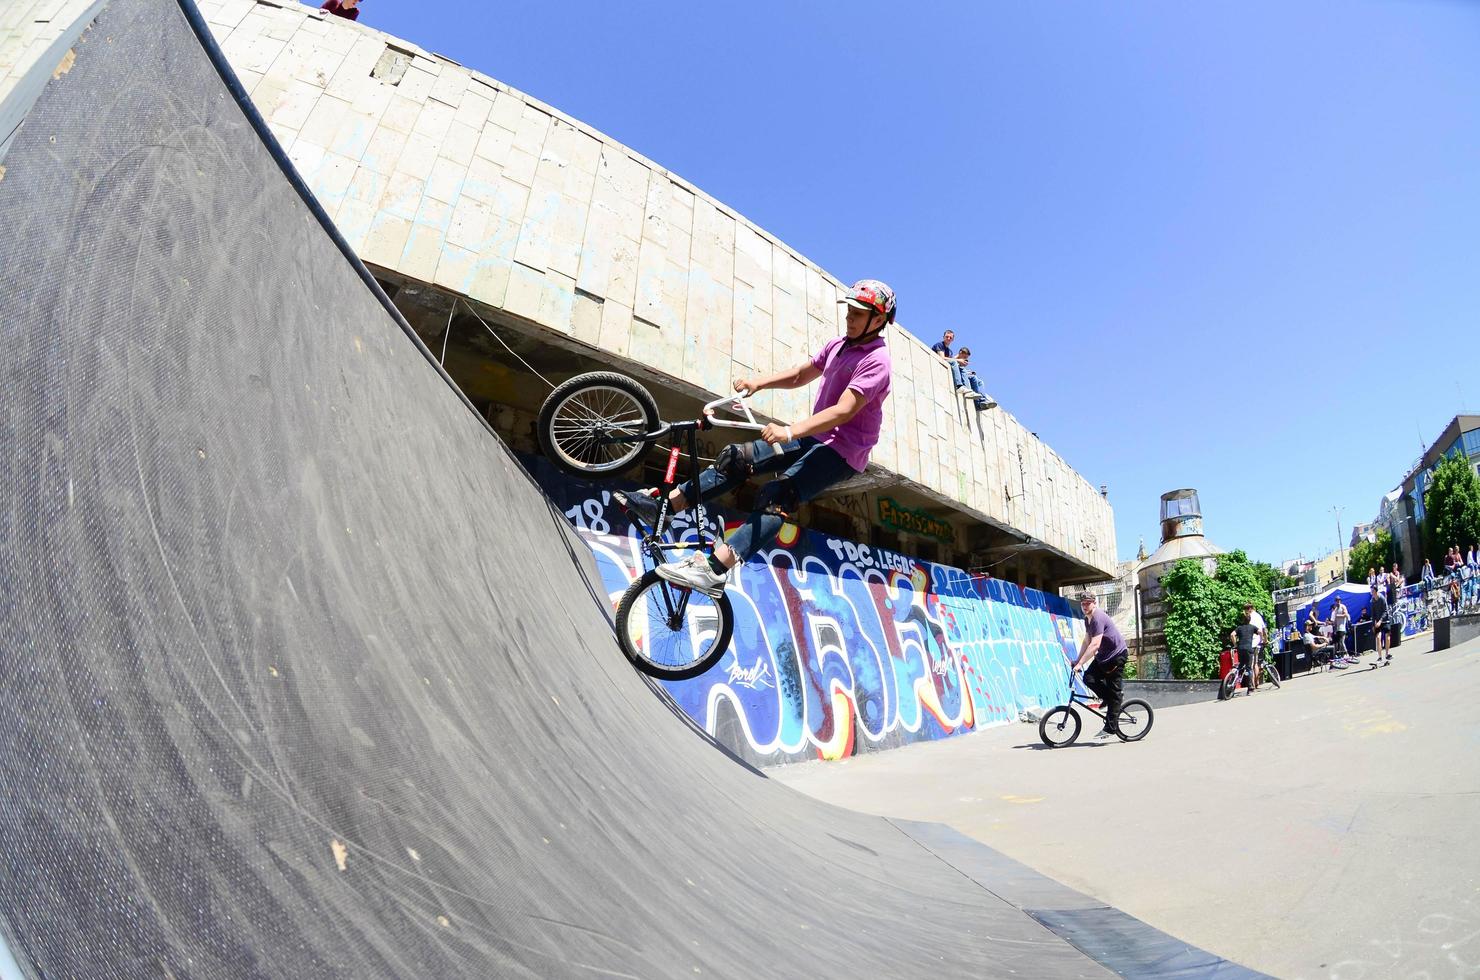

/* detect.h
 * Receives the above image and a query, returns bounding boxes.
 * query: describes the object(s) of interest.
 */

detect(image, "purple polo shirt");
[808,335,891,472]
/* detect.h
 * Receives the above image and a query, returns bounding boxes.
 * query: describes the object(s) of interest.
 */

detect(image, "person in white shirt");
[1330,598,1351,660]
[1243,602,1268,689]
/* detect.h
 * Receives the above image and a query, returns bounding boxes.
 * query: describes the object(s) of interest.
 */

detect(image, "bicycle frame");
[1064,668,1112,725]
[615,391,770,568]
[607,391,774,634]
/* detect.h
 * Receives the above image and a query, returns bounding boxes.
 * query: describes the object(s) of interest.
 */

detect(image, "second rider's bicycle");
[537,371,767,680]
[1219,651,1281,699]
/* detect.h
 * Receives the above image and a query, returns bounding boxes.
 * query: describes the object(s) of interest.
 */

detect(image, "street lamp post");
[1332,505,1347,582]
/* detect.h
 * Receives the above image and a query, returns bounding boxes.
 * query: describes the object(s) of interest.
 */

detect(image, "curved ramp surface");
[0,1,1215,977]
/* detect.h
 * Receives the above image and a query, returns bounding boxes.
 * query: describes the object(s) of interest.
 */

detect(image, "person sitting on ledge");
[953,348,997,411]
[321,0,361,21]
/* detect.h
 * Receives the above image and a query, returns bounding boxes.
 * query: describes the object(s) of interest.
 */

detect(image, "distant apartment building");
[1388,415,1480,577]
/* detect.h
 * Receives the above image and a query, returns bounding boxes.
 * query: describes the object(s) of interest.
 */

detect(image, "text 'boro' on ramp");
[0,0,1262,976]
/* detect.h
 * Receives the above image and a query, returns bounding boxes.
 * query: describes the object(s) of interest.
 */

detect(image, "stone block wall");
[2,0,1118,578]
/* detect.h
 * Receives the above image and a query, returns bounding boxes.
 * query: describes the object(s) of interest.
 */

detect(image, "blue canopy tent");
[1286,581,1398,656]
[1295,582,1374,631]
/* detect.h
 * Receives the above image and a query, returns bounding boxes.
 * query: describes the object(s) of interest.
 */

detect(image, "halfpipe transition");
[0,0,1259,976]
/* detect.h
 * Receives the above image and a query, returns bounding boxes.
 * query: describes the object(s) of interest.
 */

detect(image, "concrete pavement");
[773,633,1480,979]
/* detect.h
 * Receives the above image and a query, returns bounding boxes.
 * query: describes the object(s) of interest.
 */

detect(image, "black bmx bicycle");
[1038,664,1154,747]
[537,371,770,680]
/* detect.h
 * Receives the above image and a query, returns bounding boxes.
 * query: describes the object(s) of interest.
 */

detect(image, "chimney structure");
[1135,489,1222,677]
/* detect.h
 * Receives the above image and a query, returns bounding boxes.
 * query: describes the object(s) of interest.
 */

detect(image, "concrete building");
[1349,522,1376,550]
[1391,414,1480,577]
[1282,551,1345,588]
[2,0,1119,590]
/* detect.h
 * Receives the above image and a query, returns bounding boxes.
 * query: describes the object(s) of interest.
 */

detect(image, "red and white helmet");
[839,279,897,323]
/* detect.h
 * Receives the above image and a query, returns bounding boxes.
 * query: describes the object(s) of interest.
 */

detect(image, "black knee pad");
[715,442,756,482]
[755,478,800,518]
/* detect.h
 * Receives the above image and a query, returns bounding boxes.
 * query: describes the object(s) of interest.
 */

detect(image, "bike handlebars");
[700,390,766,432]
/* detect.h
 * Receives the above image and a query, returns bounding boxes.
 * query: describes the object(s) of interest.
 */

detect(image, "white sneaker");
[655,553,728,597]
[955,385,971,395]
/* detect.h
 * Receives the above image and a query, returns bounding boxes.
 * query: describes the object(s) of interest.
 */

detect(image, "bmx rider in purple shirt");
[1074,592,1130,739]
[619,279,896,596]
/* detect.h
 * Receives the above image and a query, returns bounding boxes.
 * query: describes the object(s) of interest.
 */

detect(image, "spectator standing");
[1243,602,1267,689]
[1370,584,1391,665]
[321,0,360,20]
[1455,547,1468,604]
[1235,613,1261,691]
[1389,563,1405,608]
[1331,597,1351,660]
[1468,544,1480,606]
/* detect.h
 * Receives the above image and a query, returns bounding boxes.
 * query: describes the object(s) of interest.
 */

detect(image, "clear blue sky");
[362,0,1480,567]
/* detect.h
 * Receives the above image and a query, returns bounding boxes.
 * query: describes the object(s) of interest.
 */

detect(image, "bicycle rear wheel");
[537,372,660,476]
[1116,699,1153,742]
[1039,706,1081,747]
[614,569,734,680]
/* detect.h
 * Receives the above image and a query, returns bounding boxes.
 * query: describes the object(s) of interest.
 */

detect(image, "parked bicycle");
[1038,665,1154,747]
[1219,647,1281,699]
[537,371,768,679]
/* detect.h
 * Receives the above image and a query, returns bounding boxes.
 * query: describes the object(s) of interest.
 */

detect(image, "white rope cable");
[455,298,559,390]
[439,303,454,366]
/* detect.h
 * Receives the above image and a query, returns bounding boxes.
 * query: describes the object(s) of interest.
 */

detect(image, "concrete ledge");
[1435,614,1480,651]
[1124,679,1220,708]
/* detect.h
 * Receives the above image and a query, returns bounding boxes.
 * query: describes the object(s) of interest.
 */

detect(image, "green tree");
[1162,551,1279,680]
[1346,529,1392,584]
[1249,560,1298,595]
[1422,454,1480,565]
[1162,559,1222,680]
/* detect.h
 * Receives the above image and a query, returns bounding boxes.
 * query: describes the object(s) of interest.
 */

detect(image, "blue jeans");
[681,436,856,562]
[949,361,983,398]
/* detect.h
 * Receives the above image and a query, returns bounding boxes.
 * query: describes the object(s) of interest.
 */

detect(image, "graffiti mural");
[1391,583,1431,636]
[526,456,1084,766]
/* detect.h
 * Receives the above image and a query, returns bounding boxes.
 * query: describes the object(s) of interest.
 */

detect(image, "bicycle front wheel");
[1116,699,1154,742]
[1261,661,1282,689]
[1039,706,1081,748]
[614,570,734,680]
[537,372,660,476]
[1219,671,1238,701]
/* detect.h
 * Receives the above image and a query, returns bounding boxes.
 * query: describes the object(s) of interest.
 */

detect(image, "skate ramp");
[0,1,1252,976]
